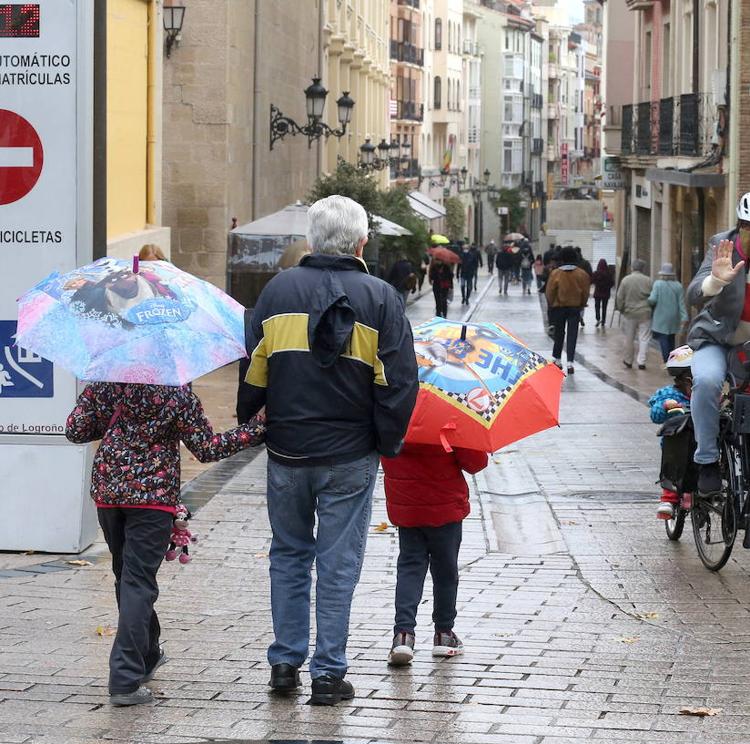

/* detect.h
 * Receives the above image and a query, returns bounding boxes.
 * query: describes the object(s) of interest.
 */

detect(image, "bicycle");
[662,349,750,571]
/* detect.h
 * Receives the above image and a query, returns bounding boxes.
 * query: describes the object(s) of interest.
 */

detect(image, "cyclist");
[687,193,750,494]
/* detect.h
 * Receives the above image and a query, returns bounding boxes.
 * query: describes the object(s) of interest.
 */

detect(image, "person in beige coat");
[545,246,591,374]
[616,258,653,369]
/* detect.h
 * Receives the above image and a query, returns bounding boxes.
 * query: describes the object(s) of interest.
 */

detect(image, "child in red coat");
[381,442,488,665]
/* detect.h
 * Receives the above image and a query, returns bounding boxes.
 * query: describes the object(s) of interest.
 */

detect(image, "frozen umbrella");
[16,257,248,386]
[406,318,564,452]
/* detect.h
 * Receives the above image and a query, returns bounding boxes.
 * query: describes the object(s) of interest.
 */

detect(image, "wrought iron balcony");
[679,93,699,156]
[390,157,420,180]
[658,97,673,155]
[621,104,633,155]
[635,101,650,155]
[393,41,424,66]
[532,138,544,155]
[395,100,424,122]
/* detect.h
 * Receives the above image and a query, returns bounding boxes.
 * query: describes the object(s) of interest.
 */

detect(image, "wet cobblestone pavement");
[3,275,750,743]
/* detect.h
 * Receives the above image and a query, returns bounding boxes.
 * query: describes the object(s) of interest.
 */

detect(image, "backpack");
[657,413,698,493]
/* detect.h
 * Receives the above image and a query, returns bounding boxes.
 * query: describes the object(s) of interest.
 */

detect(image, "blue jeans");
[691,343,728,464]
[460,275,474,302]
[652,331,676,362]
[266,452,378,678]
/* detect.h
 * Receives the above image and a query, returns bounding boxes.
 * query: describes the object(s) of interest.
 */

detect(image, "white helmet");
[666,345,693,376]
[737,193,750,221]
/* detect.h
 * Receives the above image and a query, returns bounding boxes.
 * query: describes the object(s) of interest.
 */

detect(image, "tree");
[378,185,430,268]
[444,196,465,242]
[490,187,525,233]
[307,159,382,232]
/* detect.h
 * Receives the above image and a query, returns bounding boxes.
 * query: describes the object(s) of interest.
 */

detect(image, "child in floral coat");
[66,382,265,706]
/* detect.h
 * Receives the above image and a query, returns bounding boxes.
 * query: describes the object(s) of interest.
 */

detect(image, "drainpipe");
[727,0,739,220]
[692,0,699,96]
[317,0,325,177]
[93,0,106,259]
[146,0,158,226]
[251,0,260,220]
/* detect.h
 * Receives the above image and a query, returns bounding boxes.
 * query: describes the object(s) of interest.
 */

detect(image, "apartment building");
[614,0,729,283]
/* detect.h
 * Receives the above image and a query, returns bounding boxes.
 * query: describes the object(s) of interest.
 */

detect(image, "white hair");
[306,195,368,256]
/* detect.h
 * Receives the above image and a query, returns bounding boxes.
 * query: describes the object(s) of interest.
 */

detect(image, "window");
[435,17,442,50]
[434,76,442,109]
[457,80,460,111]
[662,22,671,97]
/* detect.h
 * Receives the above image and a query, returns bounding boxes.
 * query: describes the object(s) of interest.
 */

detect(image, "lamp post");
[358,137,410,173]
[163,5,186,58]
[270,78,355,150]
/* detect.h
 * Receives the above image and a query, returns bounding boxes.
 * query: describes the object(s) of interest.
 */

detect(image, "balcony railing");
[468,126,480,145]
[397,0,420,8]
[394,100,424,122]
[462,39,480,56]
[532,93,543,109]
[392,41,424,66]
[622,104,633,154]
[532,138,543,155]
[623,93,709,158]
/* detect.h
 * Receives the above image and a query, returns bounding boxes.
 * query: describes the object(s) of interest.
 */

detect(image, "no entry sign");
[0,108,43,205]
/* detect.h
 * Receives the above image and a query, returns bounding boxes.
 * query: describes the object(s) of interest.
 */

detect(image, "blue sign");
[0,320,53,398]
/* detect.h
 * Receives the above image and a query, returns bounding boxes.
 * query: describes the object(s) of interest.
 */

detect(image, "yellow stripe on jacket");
[245,314,387,387]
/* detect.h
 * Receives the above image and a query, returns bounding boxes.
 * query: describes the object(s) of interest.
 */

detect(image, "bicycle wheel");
[692,441,739,571]
[665,507,686,541]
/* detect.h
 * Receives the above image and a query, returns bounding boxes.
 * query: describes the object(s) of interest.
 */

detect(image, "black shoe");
[142,647,167,683]
[638,364,646,370]
[698,462,722,494]
[269,663,301,693]
[309,674,355,706]
[623,361,632,369]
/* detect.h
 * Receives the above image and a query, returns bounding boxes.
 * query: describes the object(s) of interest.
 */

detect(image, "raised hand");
[712,239,745,284]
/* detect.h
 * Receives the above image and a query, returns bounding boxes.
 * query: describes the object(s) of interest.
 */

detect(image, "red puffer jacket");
[381,443,488,528]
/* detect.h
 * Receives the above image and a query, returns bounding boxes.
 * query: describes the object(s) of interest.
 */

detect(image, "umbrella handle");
[133,255,139,274]
[439,423,456,453]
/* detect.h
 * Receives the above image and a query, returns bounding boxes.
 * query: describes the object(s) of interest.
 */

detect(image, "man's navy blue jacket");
[244,253,419,466]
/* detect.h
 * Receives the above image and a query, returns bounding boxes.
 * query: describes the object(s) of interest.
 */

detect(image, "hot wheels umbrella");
[16,257,247,386]
[406,318,564,452]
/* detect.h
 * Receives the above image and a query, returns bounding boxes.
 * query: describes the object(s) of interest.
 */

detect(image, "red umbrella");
[428,247,460,264]
[406,319,564,452]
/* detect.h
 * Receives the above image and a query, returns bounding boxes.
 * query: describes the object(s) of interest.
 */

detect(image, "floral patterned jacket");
[66,382,265,508]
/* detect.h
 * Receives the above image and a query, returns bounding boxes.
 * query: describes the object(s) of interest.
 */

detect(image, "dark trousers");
[97,508,173,694]
[551,306,581,362]
[460,275,474,303]
[653,331,676,362]
[394,522,462,634]
[594,296,609,323]
[433,287,448,317]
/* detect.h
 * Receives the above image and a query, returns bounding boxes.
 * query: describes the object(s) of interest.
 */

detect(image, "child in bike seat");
[648,345,693,519]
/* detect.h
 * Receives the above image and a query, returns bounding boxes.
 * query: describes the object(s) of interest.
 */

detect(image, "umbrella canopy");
[428,247,460,264]
[278,239,311,269]
[16,257,247,386]
[504,232,526,242]
[431,233,450,245]
[406,318,564,452]
[232,201,309,237]
[232,201,412,239]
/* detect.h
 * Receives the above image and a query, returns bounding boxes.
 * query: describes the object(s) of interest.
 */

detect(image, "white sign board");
[601,156,626,190]
[0,0,96,551]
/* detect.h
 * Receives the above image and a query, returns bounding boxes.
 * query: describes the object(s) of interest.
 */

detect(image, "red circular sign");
[0,109,43,206]
[467,387,491,413]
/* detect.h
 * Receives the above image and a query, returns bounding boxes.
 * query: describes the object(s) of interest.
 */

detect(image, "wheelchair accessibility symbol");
[0,320,53,398]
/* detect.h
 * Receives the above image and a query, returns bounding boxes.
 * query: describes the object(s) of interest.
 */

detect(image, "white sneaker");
[432,631,463,657]
[388,631,415,666]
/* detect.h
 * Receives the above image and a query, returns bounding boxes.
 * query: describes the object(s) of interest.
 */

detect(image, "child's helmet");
[665,345,693,376]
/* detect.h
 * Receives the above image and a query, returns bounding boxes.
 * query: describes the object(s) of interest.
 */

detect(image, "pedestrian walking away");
[649,262,688,361]
[471,243,482,291]
[592,258,614,328]
[485,240,497,275]
[533,254,544,290]
[574,247,593,326]
[386,256,417,307]
[545,245,591,375]
[687,193,750,495]
[430,259,454,317]
[381,443,488,666]
[495,246,514,295]
[243,195,419,705]
[616,258,653,370]
[457,243,479,305]
[65,383,265,706]
[519,241,534,295]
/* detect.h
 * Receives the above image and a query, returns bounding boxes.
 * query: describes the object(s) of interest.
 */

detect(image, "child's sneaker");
[432,630,463,657]
[656,503,675,519]
[657,488,679,520]
[388,631,415,666]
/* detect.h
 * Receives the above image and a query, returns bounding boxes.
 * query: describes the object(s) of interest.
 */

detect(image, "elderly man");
[243,195,418,705]
[616,258,653,370]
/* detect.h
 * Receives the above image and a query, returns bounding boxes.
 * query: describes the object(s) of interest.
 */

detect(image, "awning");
[645,168,727,189]
[372,214,413,237]
[408,190,447,221]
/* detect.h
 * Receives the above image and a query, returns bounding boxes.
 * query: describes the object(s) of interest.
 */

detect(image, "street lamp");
[163,5,186,58]
[270,78,355,150]
[460,166,468,186]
